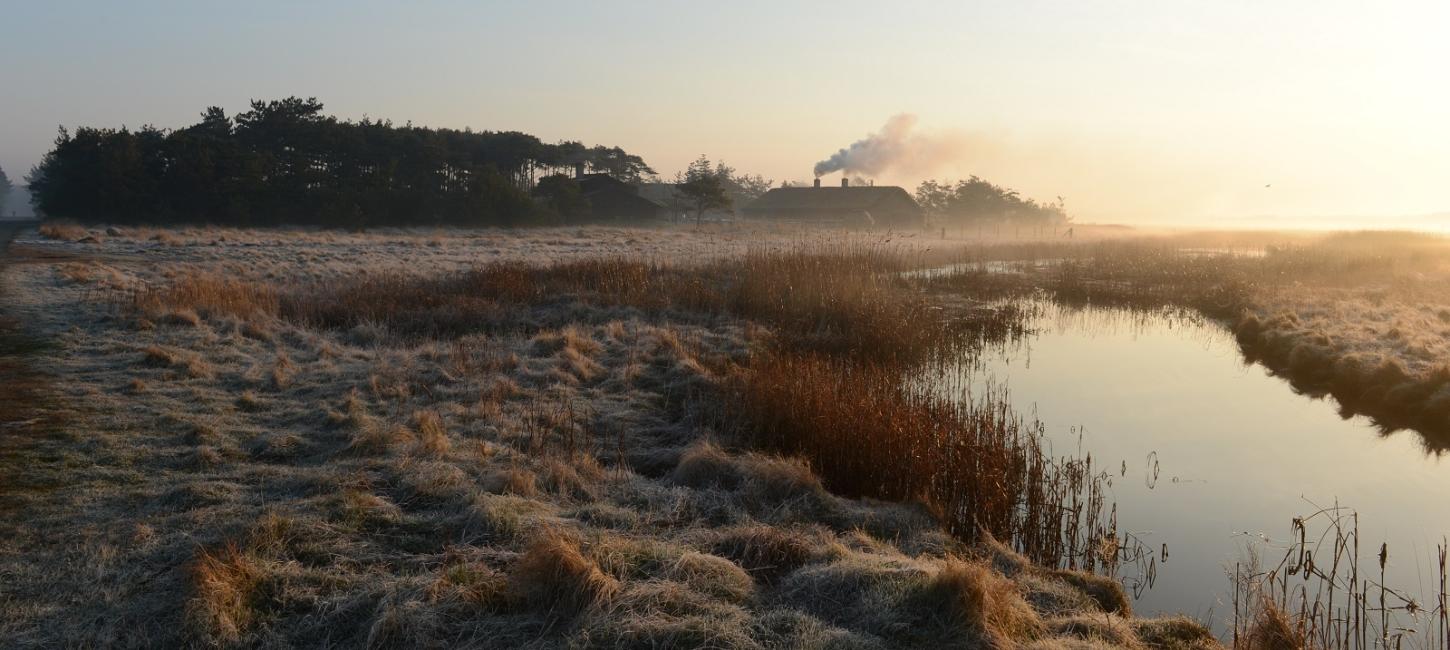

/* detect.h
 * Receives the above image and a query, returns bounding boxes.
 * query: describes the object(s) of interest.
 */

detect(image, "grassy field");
[0,224,1222,649]
[8,221,1448,648]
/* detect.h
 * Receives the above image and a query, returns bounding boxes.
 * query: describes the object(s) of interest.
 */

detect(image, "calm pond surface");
[934,299,1450,626]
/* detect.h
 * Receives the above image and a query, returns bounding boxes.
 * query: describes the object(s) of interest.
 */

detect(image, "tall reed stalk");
[1233,505,1450,649]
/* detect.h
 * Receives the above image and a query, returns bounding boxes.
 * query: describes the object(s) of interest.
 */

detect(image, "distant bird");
[1264,184,1272,188]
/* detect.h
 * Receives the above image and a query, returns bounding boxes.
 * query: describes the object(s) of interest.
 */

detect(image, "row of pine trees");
[25,97,654,227]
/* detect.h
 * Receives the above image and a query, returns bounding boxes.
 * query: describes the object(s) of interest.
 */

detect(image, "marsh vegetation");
[1,224,1214,649]
[5,222,1449,648]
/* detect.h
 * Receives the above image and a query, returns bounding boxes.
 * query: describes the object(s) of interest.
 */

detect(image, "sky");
[1,0,1447,226]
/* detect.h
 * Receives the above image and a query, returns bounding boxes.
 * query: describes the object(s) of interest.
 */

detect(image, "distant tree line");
[0,164,12,215]
[915,177,1069,226]
[25,97,655,227]
[659,155,772,223]
[533,154,772,225]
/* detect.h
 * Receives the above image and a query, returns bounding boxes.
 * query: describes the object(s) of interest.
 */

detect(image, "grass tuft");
[409,410,450,459]
[509,531,620,621]
[711,525,815,585]
[923,558,1043,645]
[185,543,266,644]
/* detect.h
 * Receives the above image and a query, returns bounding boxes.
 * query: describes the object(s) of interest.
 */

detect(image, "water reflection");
[929,299,1450,626]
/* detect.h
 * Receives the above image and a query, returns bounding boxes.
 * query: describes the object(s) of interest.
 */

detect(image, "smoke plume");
[813,114,967,178]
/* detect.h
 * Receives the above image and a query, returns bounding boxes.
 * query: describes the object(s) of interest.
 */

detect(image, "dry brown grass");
[141,344,213,378]
[539,455,603,499]
[710,525,816,585]
[926,558,1045,646]
[427,561,508,609]
[731,353,1114,569]
[185,543,266,644]
[131,245,956,364]
[509,531,620,621]
[667,552,756,604]
[277,258,723,339]
[462,493,553,543]
[1133,616,1221,649]
[134,273,281,321]
[726,244,952,360]
[348,421,411,456]
[483,466,540,497]
[37,221,89,241]
[1241,601,1304,650]
[671,439,745,490]
[409,409,451,458]
[333,489,403,530]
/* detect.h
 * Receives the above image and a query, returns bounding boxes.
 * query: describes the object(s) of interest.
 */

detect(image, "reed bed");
[728,353,1127,574]
[132,241,963,359]
[1233,506,1450,650]
[132,258,723,337]
[726,243,962,361]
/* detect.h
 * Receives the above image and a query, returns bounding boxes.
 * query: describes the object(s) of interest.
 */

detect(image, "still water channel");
[932,299,1450,626]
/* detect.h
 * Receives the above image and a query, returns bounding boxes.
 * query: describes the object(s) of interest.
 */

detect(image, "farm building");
[540,171,664,221]
[741,178,924,227]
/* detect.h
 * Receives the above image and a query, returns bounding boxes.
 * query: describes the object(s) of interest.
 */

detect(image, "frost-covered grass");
[0,224,1219,648]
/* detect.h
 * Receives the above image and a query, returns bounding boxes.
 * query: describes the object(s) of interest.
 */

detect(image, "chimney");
[574,162,585,180]
[813,178,821,188]
[841,177,850,188]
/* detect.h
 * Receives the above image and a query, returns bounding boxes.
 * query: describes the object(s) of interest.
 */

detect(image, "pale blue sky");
[3,1,1446,224]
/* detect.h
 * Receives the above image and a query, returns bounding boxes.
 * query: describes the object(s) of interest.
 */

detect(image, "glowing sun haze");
[1,0,1445,226]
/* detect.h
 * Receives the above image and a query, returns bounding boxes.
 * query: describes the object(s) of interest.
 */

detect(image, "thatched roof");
[742,186,921,215]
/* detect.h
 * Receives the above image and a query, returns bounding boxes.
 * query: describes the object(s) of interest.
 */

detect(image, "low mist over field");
[2,3,1449,649]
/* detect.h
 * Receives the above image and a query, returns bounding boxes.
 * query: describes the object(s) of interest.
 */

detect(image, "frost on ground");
[0,225,1214,649]
[1235,286,1450,437]
[1227,233,1450,442]
[928,229,1450,446]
